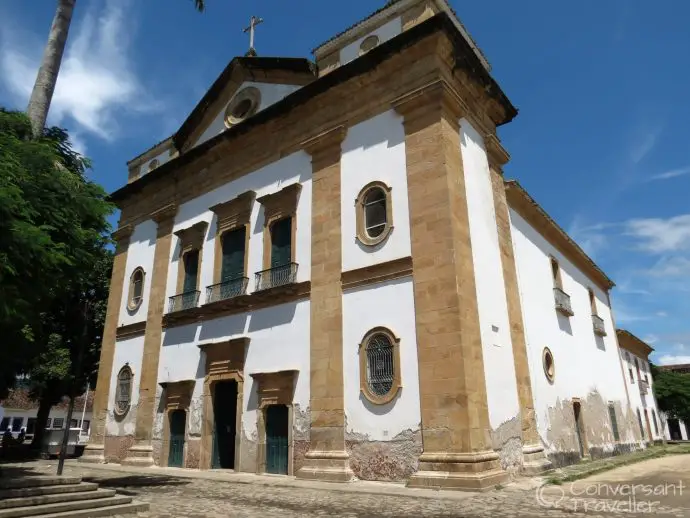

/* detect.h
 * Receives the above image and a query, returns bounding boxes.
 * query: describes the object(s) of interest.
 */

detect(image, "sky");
[1,0,689,366]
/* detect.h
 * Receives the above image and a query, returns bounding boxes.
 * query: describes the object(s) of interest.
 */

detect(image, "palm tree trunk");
[27,0,76,139]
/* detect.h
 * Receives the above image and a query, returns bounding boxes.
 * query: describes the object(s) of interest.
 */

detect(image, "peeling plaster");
[346,425,422,481]
[491,416,523,475]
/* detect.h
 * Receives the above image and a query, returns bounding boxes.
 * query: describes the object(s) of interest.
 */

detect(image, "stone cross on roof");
[243,16,264,57]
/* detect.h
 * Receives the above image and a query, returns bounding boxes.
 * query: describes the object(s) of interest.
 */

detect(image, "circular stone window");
[543,347,555,383]
[224,87,261,128]
[359,34,380,55]
[148,159,159,172]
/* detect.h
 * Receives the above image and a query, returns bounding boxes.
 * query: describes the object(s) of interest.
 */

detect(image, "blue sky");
[1,1,689,365]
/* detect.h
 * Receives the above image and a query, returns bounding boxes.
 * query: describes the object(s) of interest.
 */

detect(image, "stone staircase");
[0,475,148,517]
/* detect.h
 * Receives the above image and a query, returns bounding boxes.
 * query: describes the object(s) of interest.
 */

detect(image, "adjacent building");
[82,0,648,489]
[657,363,690,441]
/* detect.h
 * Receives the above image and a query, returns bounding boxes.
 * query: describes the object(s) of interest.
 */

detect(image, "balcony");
[255,263,298,292]
[553,287,574,316]
[639,379,649,396]
[592,314,607,336]
[206,277,249,304]
[168,290,200,313]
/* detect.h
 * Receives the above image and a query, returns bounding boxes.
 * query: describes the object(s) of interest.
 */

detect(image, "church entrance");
[212,380,238,469]
[168,409,186,468]
[265,405,289,475]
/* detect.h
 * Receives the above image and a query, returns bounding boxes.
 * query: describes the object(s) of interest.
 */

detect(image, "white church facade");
[82,0,650,490]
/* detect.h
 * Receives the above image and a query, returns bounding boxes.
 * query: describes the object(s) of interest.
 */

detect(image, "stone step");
[0,478,81,490]
[0,483,98,500]
[0,489,116,510]
[28,502,149,518]
[0,494,134,518]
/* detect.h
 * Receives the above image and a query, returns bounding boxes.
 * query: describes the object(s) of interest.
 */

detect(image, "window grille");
[364,188,387,238]
[366,333,394,396]
[52,418,64,429]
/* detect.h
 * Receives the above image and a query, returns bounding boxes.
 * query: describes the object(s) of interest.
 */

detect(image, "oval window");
[364,187,387,238]
[543,347,555,383]
[128,268,145,311]
[115,365,133,416]
[224,87,261,127]
[359,34,380,55]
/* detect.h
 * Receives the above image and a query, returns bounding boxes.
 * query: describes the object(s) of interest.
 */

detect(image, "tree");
[651,364,690,423]
[26,0,205,138]
[0,109,113,401]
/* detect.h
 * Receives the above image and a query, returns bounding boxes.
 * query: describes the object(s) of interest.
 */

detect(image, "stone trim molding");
[127,267,146,313]
[341,256,412,290]
[210,192,255,285]
[122,203,178,467]
[115,321,147,340]
[250,370,298,475]
[159,379,195,469]
[505,180,614,292]
[358,327,402,405]
[542,347,555,384]
[224,87,261,128]
[296,122,353,482]
[355,181,394,247]
[198,338,248,471]
[81,224,133,464]
[163,281,311,329]
[257,184,301,270]
[174,221,208,296]
[113,364,134,419]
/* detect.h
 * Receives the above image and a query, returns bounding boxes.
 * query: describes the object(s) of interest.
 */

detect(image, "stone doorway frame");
[158,380,195,468]
[198,337,248,471]
[250,370,298,476]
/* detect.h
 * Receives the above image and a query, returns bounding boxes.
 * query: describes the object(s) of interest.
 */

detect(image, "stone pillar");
[393,80,508,491]
[486,138,552,475]
[122,204,177,466]
[296,126,354,482]
[81,225,133,463]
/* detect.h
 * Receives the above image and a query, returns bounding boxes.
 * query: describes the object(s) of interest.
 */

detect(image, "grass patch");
[544,444,690,485]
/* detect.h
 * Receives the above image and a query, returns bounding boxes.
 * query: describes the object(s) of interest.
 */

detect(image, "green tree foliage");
[0,109,113,402]
[651,364,690,423]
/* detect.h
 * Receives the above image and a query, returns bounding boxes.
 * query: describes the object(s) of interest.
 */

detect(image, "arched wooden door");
[168,410,186,468]
[265,405,289,475]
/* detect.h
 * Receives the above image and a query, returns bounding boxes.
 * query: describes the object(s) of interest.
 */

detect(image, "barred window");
[115,365,133,416]
[359,328,401,404]
[128,267,145,312]
[52,418,64,429]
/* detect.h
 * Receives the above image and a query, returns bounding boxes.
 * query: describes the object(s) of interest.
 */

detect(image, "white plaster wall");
[460,119,519,429]
[158,300,311,441]
[339,17,402,66]
[194,82,302,149]
[621,350,663,440]
[137,147,173,178]
[119,220,157,326]
[341,110,410,272]
[105,336,145,436]
[510,209,632,449]
[165,151,312,304]
[342,277,420,440]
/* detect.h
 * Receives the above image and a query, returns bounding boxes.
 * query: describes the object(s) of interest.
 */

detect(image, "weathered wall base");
[346,429,422,481]
[490,417,523,476]
[103,435,135,463]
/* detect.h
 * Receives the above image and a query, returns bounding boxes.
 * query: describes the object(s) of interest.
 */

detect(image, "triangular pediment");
[174,57,316,153]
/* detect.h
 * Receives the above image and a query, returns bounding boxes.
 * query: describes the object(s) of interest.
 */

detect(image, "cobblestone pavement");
[9,460,690,518]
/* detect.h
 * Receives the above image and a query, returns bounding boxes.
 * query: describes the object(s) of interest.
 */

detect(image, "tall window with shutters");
[183,250,200,293]
[221,227,246,281]
[270,217,292,268]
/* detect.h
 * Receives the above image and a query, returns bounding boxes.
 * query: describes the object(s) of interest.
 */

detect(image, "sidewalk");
[49,459,539,501]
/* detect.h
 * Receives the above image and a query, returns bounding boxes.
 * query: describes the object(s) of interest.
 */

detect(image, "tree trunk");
[30,396,54,450]
[26,0,76,139]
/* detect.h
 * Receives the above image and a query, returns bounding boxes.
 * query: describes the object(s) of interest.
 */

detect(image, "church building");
[82,0,648,490]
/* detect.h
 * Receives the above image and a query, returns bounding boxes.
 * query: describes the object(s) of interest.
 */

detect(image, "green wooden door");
[221,227,246,281]
[270,217,292,268]
[212,381,238,469]
[265,405,289,475]
[168,410,186,468]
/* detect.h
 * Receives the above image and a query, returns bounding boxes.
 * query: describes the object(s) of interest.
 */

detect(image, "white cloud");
[656,311,668,317]
[0,0,155,140]
[647,256,690,277]
[629,125,662,164]
[657,355,690,366]
[643,334,659,345]
[650,166,690,181]
[625,214,690,253]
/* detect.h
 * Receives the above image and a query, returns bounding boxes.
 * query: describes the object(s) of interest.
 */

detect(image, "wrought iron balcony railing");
[592,314,607,336]
[206,277,249,304]
[255,263,298,292]
[168,290,200,313]
[554,287,574,316]
[639,379,649,396]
